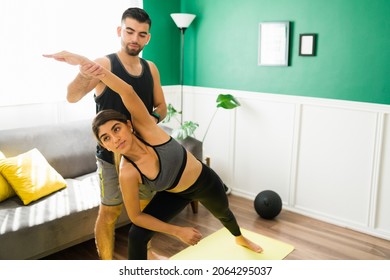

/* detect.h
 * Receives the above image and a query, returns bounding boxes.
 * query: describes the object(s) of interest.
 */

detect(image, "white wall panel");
[233,98,296,202]
[295,105,377,226]
[376,114,390,234]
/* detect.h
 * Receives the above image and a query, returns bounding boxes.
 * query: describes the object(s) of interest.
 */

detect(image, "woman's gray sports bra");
[123,137,187,192]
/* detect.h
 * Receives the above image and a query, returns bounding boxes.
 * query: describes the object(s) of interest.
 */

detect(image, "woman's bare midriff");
[167,152,202,193]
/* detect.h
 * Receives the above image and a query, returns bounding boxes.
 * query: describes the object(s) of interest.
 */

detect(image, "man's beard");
[125,45,143,56]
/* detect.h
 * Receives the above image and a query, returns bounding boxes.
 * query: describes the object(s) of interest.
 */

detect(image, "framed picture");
[299,34,316,56]
[258,21,290,66]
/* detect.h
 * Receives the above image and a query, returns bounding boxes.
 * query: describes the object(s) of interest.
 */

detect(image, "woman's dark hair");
[92,109,128,144]
[122,7,152,29]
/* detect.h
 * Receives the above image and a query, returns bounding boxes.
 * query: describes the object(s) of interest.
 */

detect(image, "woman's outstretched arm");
[43,51,156,134]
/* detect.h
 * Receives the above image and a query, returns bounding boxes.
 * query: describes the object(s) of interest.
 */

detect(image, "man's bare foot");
[235,235,263,253]
[147,250,168,260]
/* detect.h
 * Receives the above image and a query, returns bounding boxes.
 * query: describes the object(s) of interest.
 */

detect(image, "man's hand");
[79,63,105,80]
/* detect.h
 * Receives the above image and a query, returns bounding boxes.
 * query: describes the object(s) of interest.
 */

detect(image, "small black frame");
[299,34,316,56]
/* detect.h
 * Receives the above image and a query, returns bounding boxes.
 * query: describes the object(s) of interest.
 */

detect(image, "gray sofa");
[0,120,130,259]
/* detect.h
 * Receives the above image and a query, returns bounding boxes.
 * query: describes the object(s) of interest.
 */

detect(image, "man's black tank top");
[94,53,154,163]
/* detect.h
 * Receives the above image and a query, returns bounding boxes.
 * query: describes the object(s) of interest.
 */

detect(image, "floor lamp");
[170,13,196,124]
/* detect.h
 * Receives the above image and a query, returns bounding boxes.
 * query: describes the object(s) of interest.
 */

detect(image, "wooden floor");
[43,195,390,260]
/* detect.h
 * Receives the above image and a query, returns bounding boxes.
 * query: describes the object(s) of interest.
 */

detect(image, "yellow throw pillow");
[0,151,17,202]
[0,148,66,205]
[0,173,16,202]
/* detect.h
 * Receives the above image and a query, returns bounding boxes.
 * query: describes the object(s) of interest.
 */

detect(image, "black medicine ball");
[254,190,282,219]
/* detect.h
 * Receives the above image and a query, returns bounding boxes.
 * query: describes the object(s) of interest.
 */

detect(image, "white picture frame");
[258,21,290,66]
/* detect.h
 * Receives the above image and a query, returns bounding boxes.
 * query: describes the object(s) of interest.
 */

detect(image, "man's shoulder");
[142,59,157,71]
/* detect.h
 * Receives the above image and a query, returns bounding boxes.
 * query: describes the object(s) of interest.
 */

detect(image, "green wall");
[143,0,181,85]
[144,0,390,105]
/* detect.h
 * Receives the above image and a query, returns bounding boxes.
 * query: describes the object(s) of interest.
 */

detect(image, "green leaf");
[216,94,241,109]
[162,103,181,123]
[172,121,199,140]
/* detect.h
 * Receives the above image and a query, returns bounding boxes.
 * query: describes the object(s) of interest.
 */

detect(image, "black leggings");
[127,162,241,260]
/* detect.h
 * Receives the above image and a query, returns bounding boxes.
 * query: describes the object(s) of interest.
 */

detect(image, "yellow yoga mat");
[170,228,294,260]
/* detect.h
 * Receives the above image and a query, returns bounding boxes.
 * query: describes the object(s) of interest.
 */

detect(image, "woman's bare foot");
[147,249,168,260]
[235,235,263,253]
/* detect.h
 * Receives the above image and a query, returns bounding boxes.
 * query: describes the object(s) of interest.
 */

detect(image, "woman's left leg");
[178,163,263,253]
[178,163,241,236]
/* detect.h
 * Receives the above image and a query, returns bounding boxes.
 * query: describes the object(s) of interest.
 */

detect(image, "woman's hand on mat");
[176,227,202,246]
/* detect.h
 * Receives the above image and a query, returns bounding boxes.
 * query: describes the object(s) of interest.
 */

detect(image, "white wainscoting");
[0,97,96,130]
[172,86,390,240]
[1,85,389,240]
[376,113,390,236]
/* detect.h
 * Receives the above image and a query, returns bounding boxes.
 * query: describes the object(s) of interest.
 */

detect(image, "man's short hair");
[122,7,152,29]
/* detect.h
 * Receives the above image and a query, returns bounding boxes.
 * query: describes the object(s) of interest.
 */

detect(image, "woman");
[44,51,263,259]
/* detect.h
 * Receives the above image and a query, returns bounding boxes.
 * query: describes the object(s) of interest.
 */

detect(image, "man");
[66,7,167,260]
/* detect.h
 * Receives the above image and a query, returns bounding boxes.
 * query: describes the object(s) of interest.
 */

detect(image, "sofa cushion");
[0,148,66,205]
[0,120,97,179]
[0,173,100,235]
